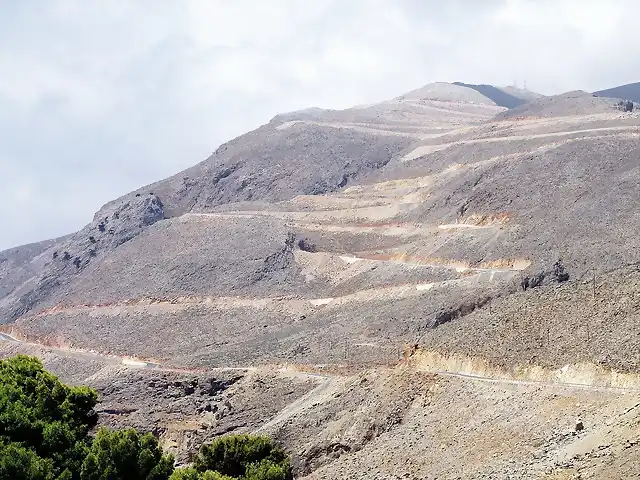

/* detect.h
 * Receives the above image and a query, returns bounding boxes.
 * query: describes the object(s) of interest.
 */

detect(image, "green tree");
[0,442,55,480]
[169,467,233,480]
[0,356,290,480]
[243,460,290,480]
[80,427,174,480]
[0,355,98,479]
[191,435,292,480]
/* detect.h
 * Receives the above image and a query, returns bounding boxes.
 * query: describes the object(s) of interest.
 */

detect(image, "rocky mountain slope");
[2,85,640,369]
[3,339,640,480]
[452,81,528,108]
[594,81,640,103]
[1,80,640,478]
[0,82,505,323]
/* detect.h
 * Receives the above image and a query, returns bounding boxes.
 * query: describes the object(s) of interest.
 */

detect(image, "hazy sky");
[1,0,639,250]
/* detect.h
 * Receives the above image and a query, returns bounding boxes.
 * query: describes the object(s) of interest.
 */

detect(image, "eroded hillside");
[1,82,639,479]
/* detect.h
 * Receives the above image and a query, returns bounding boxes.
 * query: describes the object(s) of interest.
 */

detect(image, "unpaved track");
[18,268,513,320]
[275,120,444,139]
[185,213,504,239]
[3,333,640,399]
[434,370,640,394]
[402,125,640,161]
[438,124,639,146]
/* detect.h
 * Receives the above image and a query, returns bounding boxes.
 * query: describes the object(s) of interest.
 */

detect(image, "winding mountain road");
[0,331,161,369]
[2,330,639,396]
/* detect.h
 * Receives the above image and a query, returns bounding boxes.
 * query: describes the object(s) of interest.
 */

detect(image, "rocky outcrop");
[1,194,165,321]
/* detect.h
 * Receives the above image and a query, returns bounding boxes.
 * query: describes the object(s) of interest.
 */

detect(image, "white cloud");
[1,0,639,250]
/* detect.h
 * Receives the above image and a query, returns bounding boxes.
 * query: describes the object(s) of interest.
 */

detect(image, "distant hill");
[593,82,640,102]
[494,90,618,120]
[499,86,545,102]
[452,82,526,108]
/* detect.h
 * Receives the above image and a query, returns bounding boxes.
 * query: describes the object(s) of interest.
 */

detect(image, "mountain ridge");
[593,81,640,102]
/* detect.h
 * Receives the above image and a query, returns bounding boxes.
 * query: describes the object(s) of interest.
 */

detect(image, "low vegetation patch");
[0,355,292,480]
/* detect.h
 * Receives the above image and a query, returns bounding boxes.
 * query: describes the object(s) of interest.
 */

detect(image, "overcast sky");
[1,0,639,250]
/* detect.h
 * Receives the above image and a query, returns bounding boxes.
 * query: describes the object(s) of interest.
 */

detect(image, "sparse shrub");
[63,252,71,261]
[297,238,316,253]
[285,233,296,249]
[529,273,544,288]
[52,251,59,260]
[616,100,634,112]
[521,273,544,291]
[98,223,105,233]
[89,236,96,244]
[89,249,97,258]
[553,260,569,282]
[73,257,81,269]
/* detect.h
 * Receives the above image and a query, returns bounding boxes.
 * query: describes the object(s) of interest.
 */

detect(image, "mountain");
[452,81,527,108]
[0,82,507,325]
[593,81,640,102]
[2,80,640,478]
[499,85,545,102]
[494,89,622,119]
[2,81,637,368]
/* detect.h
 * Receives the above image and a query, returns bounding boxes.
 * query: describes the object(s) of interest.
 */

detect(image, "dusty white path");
[276,120,431,138]
[402,125,640,160]
[434,370,640,394]
[3,332,640,399]
[0,332,18,342]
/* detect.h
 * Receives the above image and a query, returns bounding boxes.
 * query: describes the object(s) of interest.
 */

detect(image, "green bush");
[191,435,291,480]
[169,467,234,480]
[80,427,174,480]
[0,442,55,480]
[243,460,290,480]
[0,355,98,479]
